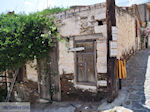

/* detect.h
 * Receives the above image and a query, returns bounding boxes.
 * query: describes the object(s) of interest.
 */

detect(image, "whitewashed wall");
[116,8,136,59]
[58,40,74,75]
[96,40,107,73]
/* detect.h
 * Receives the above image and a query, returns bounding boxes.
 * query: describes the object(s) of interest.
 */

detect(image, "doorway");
[75,40,96,85]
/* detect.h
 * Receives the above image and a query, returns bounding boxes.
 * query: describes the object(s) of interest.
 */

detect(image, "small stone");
[125,101,130,105]
[128,88,136,93]
[84,106,89,109]
[132,102,143,109]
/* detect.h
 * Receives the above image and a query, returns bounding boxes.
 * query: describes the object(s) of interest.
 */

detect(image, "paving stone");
[128,88,137,93]
[141,99,146,104]
[132,102,144,109]
[125,101,131,105]
[132,109,149,112]
[128,95,141,101]
[137,91,144,95]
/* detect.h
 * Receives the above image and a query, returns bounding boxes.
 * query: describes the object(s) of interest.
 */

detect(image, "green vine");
[0,8,65,72]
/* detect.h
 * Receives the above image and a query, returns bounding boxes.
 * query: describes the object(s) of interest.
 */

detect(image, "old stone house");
[24,2,141,101]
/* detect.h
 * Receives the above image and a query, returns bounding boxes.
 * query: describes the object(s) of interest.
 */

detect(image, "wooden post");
[106,0,118,103]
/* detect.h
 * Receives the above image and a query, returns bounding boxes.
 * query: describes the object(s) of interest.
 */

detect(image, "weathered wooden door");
[75,40,96,84]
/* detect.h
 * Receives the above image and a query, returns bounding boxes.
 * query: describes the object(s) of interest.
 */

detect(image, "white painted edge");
[74,84,97,92]
[68,47,85,52]
[97,80,107,87]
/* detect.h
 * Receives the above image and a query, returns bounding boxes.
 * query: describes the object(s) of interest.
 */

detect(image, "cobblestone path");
[121,49,150,112]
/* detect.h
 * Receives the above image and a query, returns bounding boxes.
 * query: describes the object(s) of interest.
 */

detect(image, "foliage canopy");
[0,8,64,72]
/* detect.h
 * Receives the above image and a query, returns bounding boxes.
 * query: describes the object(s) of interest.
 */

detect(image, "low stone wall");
[60,73,107,101]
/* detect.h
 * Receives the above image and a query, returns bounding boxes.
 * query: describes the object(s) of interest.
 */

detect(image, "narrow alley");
[99,49,150,112]
[121,49,150,112]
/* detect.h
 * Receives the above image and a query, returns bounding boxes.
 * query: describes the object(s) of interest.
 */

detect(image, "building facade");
[26,2,141,101]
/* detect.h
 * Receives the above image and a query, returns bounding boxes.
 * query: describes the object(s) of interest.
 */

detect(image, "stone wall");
[56,3,140,101]
[55,3,108,101]
[54,3,106,21]
[54,3,106,37]
[56,2,108,76]
[116,7,138,59]
[96,39,107,73]
[58,34,107,75]
[26,59,38,82]
[55,4,139,60]
[58,40,74,75]
[58,37,107,101]
[60,73,107,101]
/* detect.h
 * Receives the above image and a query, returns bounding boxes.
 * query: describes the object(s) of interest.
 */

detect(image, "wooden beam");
[106,0,118,103]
